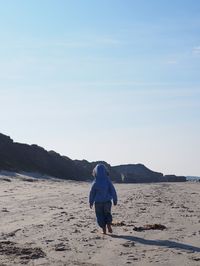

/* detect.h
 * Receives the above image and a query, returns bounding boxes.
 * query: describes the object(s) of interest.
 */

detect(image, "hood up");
[93,164,109,188]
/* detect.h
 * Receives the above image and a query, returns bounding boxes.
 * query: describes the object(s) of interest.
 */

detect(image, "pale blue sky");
[0,0,200,176]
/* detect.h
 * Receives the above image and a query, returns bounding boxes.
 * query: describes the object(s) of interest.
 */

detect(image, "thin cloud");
[96,37,121,45]
[54,37,122,48]
[192,46,200,54]
[166,60,178,65]
[1,35,123,50]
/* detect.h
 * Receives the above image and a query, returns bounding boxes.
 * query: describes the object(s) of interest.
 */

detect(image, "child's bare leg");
[102,227,107,234]
[107,223,113,233]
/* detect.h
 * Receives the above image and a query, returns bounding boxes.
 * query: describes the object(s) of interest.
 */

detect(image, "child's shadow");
[110,234,200,253]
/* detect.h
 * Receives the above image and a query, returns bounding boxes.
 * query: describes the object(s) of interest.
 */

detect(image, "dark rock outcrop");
[0,133,88,180]
[74,160,121,182]
[113,164,186,183]
[163,175,186,182]
[0,133,187,183]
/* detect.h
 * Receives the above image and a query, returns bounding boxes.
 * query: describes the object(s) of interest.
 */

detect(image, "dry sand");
[0,172,200,266]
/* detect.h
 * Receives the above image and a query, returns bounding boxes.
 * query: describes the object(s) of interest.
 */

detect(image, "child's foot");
[107,224,113,233]
[102,227,107,234]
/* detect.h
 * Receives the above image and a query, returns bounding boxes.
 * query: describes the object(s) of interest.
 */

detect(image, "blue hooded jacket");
[89,164,118,205]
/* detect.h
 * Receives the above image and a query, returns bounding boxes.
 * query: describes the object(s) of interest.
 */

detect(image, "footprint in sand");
[1,208,9,212]
[190,256,200,261]
[45,239,54,244]
[54,243,71,251]
[2,229,21,238]
[0,241,45,260]
[121,241,135,248]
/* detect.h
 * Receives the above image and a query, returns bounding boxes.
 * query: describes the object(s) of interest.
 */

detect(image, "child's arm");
[109,182,118,205]
[89,183,96,208]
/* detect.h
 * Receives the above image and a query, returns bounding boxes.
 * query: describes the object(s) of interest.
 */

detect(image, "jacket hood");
[93,164,109,187]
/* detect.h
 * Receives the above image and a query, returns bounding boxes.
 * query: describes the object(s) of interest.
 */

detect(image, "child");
[89,164,118,234]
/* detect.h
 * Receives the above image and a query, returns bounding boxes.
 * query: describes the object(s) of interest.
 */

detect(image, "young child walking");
[89,164,118,234]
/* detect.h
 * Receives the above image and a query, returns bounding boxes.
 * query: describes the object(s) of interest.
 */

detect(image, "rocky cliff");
[0,133,186,182]
[74,159,121,182]
[113,164,186,183]
[0,133,88,180]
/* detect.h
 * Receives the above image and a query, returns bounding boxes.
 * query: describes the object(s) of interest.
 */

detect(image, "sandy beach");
[0,172,200,266]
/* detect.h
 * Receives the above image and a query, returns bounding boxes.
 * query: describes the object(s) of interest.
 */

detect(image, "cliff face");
[0,133,186,182]
[74,160,121,182]
[0,133,88,180]
[163,175,186,182]
[113,164,186,183]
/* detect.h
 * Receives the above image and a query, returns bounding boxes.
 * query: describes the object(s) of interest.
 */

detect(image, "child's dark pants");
[95,201,112,228]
